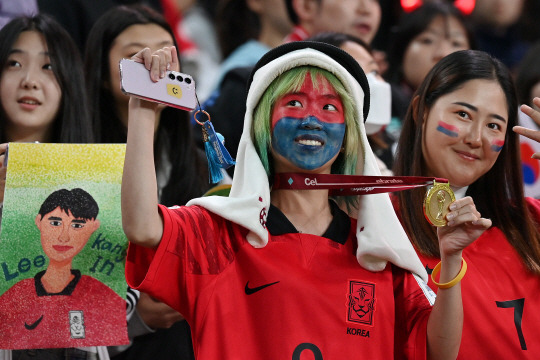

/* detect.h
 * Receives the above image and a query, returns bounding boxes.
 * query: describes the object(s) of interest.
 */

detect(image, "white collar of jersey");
[188,47,428,282]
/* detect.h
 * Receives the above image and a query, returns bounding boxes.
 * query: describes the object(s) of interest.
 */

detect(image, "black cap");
[247,41,370,121]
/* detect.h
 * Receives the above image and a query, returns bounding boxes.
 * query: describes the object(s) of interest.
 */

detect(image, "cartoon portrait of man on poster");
[0,143,129,349]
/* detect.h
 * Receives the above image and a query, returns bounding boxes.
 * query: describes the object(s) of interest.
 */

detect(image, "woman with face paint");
[393,49,540,358]
[121,41,489,359]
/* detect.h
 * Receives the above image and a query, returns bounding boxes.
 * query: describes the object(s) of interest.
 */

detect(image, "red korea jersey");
[126,203,433,359]
[418,198,540,359]
[0,271,128,349]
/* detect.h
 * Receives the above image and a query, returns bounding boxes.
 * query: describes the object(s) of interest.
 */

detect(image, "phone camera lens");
[176,75,183,82]
[168,73,175,80]
[185,78,192,84]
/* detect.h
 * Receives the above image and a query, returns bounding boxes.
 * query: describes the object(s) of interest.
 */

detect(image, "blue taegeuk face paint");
[272,115,345,170]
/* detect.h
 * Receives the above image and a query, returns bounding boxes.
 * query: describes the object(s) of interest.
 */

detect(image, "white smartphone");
[119,58,197,111]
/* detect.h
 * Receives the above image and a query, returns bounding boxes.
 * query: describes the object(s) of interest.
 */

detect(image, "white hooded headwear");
[189,41,427,282]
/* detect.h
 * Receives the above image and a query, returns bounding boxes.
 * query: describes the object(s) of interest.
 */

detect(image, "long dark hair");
[84,4,177,144]
[386,2,475,86]
[0,14,93,143]
[84,5,210,206]
[393,50,540,274]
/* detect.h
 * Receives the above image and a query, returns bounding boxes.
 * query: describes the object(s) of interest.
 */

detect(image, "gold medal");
[423,181,456,227]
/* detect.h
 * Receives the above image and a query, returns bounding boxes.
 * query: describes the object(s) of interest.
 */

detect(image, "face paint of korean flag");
[271,73,345,172]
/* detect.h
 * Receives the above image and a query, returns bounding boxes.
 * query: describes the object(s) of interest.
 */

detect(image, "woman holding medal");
[121,41,490,359]
[393,49,540,358]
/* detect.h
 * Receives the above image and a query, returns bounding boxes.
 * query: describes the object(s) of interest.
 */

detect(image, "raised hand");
[437,196,491,257]
[128,46,180,112]
[514,97,540,159]
[131,46,179,82]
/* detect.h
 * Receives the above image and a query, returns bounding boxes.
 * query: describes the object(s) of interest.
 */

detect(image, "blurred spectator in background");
[284,0,381,45]
[370,0,402,74]
[515,41,540,198]
[36,0,162,54]
[516,41,540,109]
[213,0,292,91]
[385,2,474,142]
[161,0,221,100]
[173,0,220,63]
[37,0,219,100]
[470,0,540,72]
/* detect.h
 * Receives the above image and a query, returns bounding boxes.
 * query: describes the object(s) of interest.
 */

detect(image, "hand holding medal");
[423,180,455,226]
[435,196,492,258]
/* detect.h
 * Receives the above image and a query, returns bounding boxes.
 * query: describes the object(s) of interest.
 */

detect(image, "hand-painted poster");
[0,143,129,349]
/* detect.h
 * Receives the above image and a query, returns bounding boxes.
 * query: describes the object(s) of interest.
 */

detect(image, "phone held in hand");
[119,58,197,111]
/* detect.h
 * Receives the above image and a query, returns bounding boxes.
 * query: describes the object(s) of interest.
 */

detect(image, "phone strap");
[194,109,235,184]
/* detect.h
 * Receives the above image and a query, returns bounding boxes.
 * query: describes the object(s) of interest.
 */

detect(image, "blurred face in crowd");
[249,0,293,41]
[340,40,390,134]
[340,40,381,78]
[305,0,381,45]
[472,0,524,28]
[108,23,174,126]
[402,15,470,90]
[421,79,508,188]
[0,31,61,142]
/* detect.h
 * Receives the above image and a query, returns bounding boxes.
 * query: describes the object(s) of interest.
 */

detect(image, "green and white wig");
[189,41,428,281]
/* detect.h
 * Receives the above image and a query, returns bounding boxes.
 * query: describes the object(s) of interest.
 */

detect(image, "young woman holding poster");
[0,13,107,360]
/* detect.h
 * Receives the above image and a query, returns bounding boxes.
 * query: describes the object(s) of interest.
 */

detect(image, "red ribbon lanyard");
[273,173,448,196]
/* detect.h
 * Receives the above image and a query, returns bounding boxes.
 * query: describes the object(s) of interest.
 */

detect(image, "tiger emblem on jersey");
[346,280,375,325]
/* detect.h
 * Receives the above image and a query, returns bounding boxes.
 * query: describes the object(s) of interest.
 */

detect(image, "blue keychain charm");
[195,110,235,183]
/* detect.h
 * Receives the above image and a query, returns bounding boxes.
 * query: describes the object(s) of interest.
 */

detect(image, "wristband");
[431,258,467,289]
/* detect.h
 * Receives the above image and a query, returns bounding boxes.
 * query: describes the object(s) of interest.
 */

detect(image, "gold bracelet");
[431,258,467,289]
